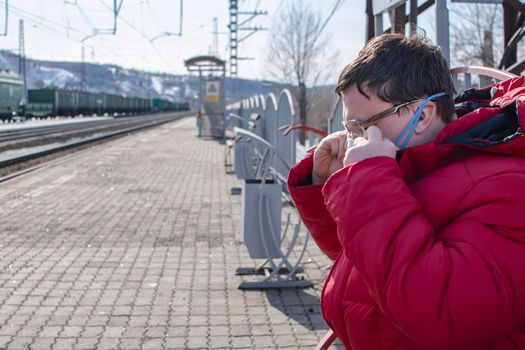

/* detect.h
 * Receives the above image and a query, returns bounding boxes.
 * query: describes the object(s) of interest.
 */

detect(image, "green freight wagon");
[152,98,188,112]
[0,70,23,118]
[114,95,125,113]
[28,88,78,115]
[174,102,190,111]
[26,88,153,117]
[23,102,53,117]
[141,98,151,112]
[77,91,97,114]
[106,94,117,113]
[151,98,166,111]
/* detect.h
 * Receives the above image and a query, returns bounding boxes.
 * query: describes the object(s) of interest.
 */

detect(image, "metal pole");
[366,0,375,40]
[212,17,218,57]
[503,2,518,68]
[19,19,27,104]
[81,46,86,92]
[375,14,383,35]
[392,3,406,34]
[229,0,238,78]
[409,0,418,33]
[436,0,450,64]
[1,0,8,36]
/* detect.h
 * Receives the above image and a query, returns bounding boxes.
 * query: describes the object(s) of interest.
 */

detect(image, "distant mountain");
[0,50,290,106]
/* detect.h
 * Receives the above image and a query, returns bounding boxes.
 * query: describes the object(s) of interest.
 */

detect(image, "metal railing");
[225,89,324,290]
[451,66,518,92]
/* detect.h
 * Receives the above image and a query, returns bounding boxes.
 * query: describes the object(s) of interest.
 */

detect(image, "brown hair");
[335,33,455,123]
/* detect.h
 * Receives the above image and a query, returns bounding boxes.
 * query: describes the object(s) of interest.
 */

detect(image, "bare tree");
[450,3,503,67]
[265,1,339,143]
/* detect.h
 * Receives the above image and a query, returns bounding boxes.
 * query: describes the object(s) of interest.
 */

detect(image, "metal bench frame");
[233,127,311,290]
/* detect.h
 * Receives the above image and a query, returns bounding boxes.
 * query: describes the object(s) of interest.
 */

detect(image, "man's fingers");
[329,138,339,157]
[365,125,382,143]
[317,131,352,159]
[326,133,345,158]
[339,133,347,158]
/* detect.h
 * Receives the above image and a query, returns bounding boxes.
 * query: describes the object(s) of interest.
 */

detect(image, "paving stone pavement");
[0,117,344,349]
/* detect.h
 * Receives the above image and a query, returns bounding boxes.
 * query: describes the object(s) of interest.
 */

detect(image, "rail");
[0,112,192,170]
[277,124,328,137]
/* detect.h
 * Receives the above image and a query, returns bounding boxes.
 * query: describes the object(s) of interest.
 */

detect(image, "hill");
[0,51,290,105]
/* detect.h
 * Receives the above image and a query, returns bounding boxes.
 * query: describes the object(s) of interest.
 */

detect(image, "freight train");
[0,70,190,120]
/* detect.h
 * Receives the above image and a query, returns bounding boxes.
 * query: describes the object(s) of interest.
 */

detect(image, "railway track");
[0,111,193,177]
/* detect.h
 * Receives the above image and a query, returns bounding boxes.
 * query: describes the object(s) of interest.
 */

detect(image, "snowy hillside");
[0,50,289,105]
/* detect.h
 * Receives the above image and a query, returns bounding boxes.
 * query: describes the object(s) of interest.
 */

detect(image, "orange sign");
[204,81,220,103]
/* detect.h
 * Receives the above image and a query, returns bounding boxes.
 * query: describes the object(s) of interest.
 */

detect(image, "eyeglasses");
[342,98,427,139]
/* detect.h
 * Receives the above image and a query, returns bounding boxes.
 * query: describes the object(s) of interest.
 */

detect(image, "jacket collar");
[398,81,525,185]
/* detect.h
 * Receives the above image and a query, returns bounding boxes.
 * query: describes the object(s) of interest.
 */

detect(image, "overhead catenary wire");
[145,1,167,35]
[63,1,75,34]
[1,1,138,68]
[316,0,345,38]
[65,1,98,32]
[95,0,179,70]
[238,0,263,27]
[80,0,124,41]
[0,0,245,75]
[148,0,183,42]
[5,1,86,36]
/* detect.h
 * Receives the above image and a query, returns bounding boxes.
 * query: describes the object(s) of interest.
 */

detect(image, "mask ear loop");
[395,105,425,149]
[394,92,447,149]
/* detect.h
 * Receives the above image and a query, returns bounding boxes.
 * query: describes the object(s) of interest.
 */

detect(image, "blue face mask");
[393,92,448,149]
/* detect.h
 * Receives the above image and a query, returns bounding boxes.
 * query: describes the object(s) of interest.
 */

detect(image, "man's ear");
[414,102,437,135]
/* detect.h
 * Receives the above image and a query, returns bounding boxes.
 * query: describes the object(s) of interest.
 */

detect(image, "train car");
[114,95,125,113]
[152,98,190,112]
[152,98,175,111]
[29,89,137,116]
[22,86,187,118]
[151,98,166,112]
[142,98,152,112]
[0,70,189,120]
[23,102,53,118]
[175,101,190,111]
[28,88,77,115]
[77,91,98,114]
[0,70,24,119]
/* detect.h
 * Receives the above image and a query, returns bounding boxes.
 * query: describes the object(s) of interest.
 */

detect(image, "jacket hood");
[399,76,525,185]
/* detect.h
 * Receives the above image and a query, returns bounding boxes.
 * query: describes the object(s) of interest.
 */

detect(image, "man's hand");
[344,126,398,166]
[313,131,347,184]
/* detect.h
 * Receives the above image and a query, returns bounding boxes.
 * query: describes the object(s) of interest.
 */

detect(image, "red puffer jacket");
[288,76,525,350]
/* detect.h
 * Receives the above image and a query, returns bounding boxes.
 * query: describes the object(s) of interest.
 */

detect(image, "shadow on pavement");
[263,288,326,329]
[262,288,345,349]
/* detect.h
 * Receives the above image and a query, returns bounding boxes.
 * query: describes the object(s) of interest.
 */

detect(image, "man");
[288,33,525,349]
[196,107,203,137]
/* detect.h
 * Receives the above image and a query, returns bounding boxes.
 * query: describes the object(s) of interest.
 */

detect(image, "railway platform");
[0,117,342,349]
